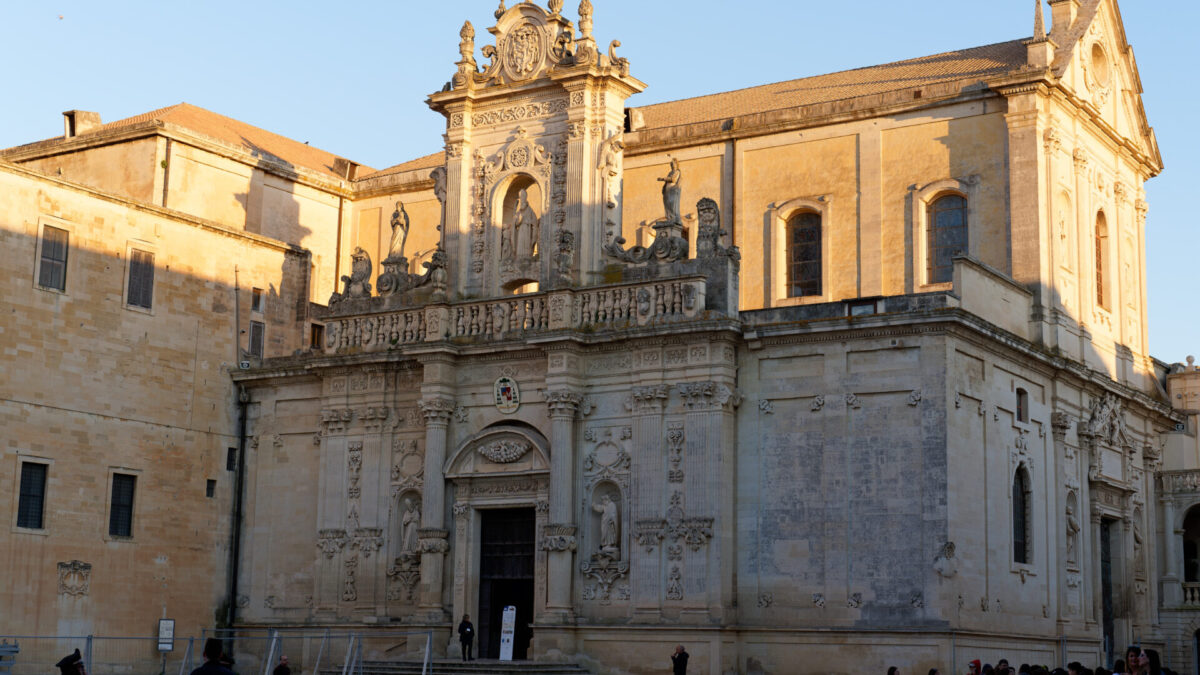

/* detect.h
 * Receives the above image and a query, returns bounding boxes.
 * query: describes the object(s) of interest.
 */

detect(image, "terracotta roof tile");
[634,40,1029,130]
[21,103,372,180]
[355,151,443,181]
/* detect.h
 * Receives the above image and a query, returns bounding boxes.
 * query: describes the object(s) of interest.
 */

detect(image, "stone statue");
[339,248,372,299]
[598,133,624,209]
[658,158,682,225]
[400,498,421,555]
[514,189,539,258]
[387,201,410,261]
[593,493,619,558]
[1065,500,1080,563]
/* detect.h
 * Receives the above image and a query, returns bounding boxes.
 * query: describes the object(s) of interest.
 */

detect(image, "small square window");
[251,288,264,313]
[18,462,48,530]
[38,226,69,291]
[206,479,216,498]
[249,321,265,359]
[109,473,137,537]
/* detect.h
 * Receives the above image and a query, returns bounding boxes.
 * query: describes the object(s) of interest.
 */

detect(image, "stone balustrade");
[1160,469,1200,494]
[322,276,708,354]
[1182,583,1200,607]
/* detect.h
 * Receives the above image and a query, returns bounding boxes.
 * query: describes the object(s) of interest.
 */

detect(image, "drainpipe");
[226,384,250,642]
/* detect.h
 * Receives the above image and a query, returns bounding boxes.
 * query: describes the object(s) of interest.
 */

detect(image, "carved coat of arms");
[504,22,543,80]
[494,376,521,414]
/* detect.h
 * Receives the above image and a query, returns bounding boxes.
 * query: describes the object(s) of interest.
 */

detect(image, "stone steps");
[326,660,590,675]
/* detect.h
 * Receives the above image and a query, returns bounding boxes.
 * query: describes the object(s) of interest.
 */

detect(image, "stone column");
[1162,494,1182,606]
[543,389,582,617]
[417,395,454,617]
[629,384,669,621]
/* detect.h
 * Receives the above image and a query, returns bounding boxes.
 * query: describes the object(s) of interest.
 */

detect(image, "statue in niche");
[1133,517,1144,575]
[598,133,625,209]
[658,158,682,225]
[400,498,421,556]
[387,201,410,262]
[513,189,540,258]
[1065,499,1080,563]
[593,493,620,558]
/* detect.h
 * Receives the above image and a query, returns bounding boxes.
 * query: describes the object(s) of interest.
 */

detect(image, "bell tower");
[428,0,646,299]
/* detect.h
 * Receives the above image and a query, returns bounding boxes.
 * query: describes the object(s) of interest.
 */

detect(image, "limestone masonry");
[3,1,1199,674]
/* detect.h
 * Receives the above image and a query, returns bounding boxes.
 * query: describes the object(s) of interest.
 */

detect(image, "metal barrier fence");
[0,631,431,675]
[200,630,432,675]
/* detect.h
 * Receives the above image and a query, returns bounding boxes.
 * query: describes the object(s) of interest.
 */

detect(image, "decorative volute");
[428,0,646,300]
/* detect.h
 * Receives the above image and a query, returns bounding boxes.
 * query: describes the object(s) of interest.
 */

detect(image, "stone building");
[2,0,1196,674]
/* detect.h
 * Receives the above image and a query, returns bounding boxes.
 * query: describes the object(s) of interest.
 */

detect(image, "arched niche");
[585,476,626,561]
[492,172,545,291]
[445,422,550,479]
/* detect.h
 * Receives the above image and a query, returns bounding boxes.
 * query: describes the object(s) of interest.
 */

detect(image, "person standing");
[55,649,84,675]
[189,639,234,675]
[671,645,689,675]
[272,655,290,675]
[457,615,475,662]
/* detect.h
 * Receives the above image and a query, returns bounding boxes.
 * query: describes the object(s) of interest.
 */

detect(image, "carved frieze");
[626,384,669,414]
[581,555,629,605]
[342,556,358,602]
[320,408,354,434]
[478,439,532,464]
[471,98,569,127]
[665,565,683,601]
[386,555,420,602]
[349,528,384,558]
[418,528,451,554]
[677,381,739,411]
[666,422,685,483]
[1081,392,1129,447]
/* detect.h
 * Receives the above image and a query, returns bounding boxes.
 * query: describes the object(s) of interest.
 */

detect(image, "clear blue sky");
[2,1,1194,363]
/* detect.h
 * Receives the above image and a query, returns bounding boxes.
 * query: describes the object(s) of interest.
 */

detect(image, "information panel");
[498,605,516,661]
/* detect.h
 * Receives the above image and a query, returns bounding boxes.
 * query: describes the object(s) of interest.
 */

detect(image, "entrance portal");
[478,508,535,660]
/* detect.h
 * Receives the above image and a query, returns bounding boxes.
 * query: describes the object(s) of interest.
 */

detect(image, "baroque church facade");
[4,1,1200,674]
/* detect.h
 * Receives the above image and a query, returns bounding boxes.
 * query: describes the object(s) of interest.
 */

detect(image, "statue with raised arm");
[593,493,620,558]
[387,201,410,261]
[658,158,682,225]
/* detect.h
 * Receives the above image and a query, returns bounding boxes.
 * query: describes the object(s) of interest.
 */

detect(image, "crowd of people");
[887,647,1175,675]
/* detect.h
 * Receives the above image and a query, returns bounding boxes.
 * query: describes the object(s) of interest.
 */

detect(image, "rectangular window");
[310,323,325,350]
[109,473,136,537]
[206,479,216,498]
[17,462,48,529]
[126,249,155,309]
[226,447,237,472]
[251,288,264,313]
[249,320,265,359]
[38,226,69,291]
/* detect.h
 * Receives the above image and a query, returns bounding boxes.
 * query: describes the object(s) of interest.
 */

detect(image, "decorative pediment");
[446,423,551,477]
[455,2,578,90]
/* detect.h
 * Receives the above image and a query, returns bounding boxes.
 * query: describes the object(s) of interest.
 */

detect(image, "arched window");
[1016,388,1029,423]
[927,194,968,284]
[787,211,822,297]
[1013,466,1032,564]
[1183,505,1200,582]
[1095,211,1110,309]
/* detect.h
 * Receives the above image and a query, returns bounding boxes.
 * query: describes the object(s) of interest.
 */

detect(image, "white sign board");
[498,605,516,661]
[157,619,175,652]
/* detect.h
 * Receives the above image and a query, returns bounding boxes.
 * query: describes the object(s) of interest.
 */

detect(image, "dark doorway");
[1101,519,1115,668]
[478,508,535,660]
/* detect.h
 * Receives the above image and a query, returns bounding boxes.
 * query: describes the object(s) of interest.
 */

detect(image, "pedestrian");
[457,614,474,662]
[1142,648,1163,675]
[969,661,981,675]
[929,669,940,675]
[55,649,84,675]
[888,667,900,675]
[272,655,290,675]
[189,639,234,675]
[671,645,689,675]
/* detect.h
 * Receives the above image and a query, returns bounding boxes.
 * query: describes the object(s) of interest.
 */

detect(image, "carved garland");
[478,439,532,463]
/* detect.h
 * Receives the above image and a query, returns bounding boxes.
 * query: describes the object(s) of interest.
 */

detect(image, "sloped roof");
[13,103,372,180]
[633,39,1029,130]
[356,151,443,182]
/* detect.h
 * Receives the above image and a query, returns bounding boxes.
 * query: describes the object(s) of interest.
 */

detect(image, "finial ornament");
[578,0,593,39]
[1033,0,1046,40]
[548,0,563,14]
[459,20,476,63]
[495,1,506,20]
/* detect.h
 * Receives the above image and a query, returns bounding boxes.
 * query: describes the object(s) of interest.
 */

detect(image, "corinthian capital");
[418,397,455,425]
[545,389,583,419]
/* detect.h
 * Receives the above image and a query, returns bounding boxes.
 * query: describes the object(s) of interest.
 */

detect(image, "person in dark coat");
[272,655,290,675]
[55,649,83,675]
[189,638,234,675]
[671,645,689,675]
[457,615,475,661]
